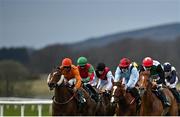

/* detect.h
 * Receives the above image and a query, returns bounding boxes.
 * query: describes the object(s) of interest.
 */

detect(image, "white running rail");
[0,97,52,117]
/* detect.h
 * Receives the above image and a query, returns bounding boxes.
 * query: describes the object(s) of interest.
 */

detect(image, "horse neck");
[118,89,130,108]
[142,82,154,112]
[55,86,72,102]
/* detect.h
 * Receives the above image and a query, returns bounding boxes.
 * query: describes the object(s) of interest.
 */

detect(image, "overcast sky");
[0,0,180,49]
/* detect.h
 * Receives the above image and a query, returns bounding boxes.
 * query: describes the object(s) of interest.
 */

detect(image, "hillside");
[72,22,180,50]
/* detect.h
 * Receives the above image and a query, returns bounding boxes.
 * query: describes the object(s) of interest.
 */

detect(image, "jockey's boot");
[157,89,171,108]
[170,88,180,103]
[78,90,86,103]
[77,90,86,110]
[86,84,99,102]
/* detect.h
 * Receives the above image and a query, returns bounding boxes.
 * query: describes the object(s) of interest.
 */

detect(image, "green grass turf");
[3,104,51,116]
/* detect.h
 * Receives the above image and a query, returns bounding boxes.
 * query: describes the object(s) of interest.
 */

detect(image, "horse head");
[47,68,64,90]
[138,70,152,96]
[110,79,126,104]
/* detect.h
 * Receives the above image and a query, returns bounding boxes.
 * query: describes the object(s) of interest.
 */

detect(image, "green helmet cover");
[77,57,88,66]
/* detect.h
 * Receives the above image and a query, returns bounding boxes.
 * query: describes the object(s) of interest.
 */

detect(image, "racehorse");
[138,71,178,116]
[110,80,138,116]
[47,69,96,116]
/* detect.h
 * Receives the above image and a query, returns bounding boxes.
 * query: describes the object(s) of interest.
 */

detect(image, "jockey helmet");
[96,63,106,71]
[163,62,172,72]
[62,58,72,67]
[119,58,131,68]
[77,56,88,66]
[142,57,153,67]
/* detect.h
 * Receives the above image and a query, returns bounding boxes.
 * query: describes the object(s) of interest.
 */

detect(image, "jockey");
[77,56,99,102]
[77,56,97,86]
[96,63,114,95]
[114,58,141,106]
[163,62,180,103]
[58,58,86,104]
[139,57,170,108]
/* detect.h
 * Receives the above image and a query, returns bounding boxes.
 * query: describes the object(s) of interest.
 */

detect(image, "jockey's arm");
[82,65,94,83]
[74,68,82,89]
[169,69,177,84]
[156,65,164,84]
[96,78,101,89]
[126,67,139,88]
[114,66,122,82]
[105,71,113,90]
[88,65,95,81]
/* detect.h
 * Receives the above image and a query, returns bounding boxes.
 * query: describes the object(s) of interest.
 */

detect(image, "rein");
[53,93,76,105]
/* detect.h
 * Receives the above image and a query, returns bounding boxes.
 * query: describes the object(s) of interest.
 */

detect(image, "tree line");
[0,38,180,73]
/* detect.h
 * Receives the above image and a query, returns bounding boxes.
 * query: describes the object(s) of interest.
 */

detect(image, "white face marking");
[141,76,145,87]
[112,86,117,96]
[47,73,51,83]
[110,86,118,103]
[53,71,58,76]
[57,75,64,86]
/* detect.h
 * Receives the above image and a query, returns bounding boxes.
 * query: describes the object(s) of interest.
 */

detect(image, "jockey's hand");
[73,87,78,93]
